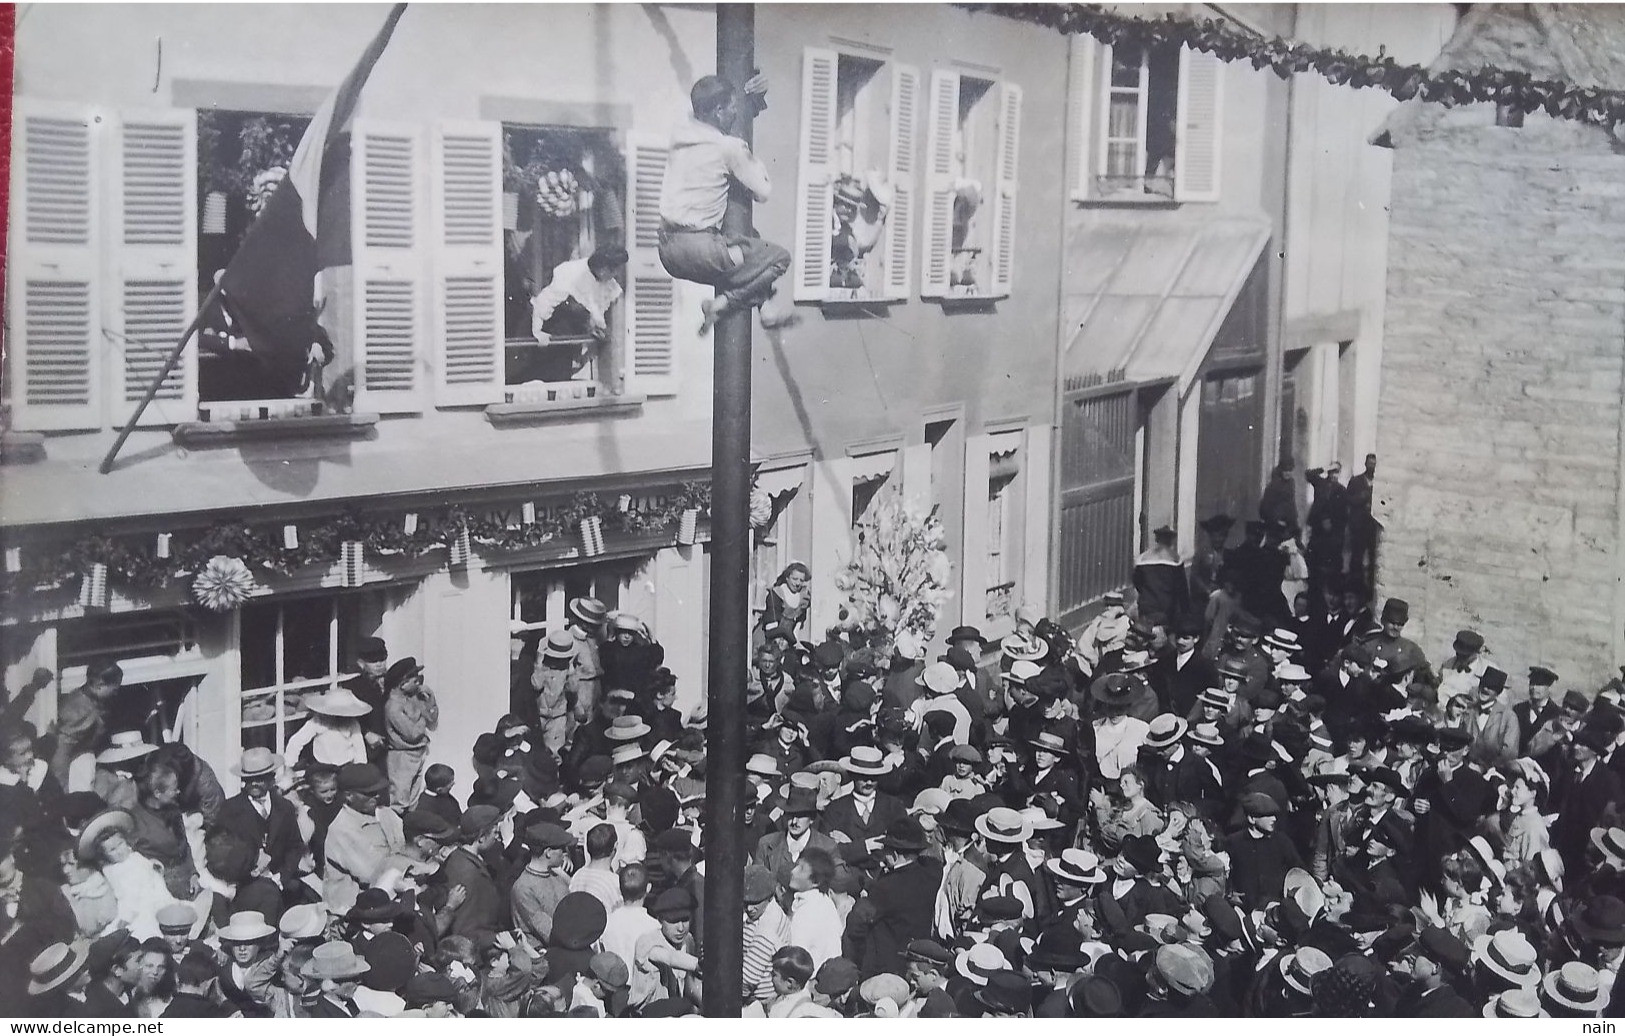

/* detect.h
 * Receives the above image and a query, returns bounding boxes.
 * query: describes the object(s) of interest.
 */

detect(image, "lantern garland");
[0,482,711,605]
[962,3,1625,129]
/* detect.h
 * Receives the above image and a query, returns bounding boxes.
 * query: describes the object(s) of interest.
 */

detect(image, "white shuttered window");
[884,63,920,300]
[793,48,838,303]
[109,109,198,426]
[1174,46,1224,203]
[921,71,1017,301]
[989,83,1021,298]
[626,136,677,396]
[352,120,428,412]
[920,71,959,299]
[9,102,104,431]
[431,121,505,406]
[1078,41,1223,203]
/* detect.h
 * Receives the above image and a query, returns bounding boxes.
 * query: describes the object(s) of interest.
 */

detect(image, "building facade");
[2,3,725,788]
[748,5,1067,647]
[1373,5,1625,684]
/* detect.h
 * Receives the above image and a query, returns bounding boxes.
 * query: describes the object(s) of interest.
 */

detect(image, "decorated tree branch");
[834,485,954,644]
[964,3,1625,129]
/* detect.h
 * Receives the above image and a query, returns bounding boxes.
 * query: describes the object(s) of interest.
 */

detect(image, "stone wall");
[1376,114,1625,688]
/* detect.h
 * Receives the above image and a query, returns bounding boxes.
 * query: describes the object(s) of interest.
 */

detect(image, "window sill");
[485,393,646,427]
[172,412,380,447]
[1071,190,1179,208]
[0,432,46,466]
[926,292,1008,311]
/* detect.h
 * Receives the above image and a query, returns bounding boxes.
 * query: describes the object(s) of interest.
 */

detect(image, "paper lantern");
[617,494,632,513]
[283,524,299,550]
[502,191,520,231]
[4,547,20,574]
[676,508,699,546]
[78,563,109,610]
[449,525,472,567]
[522,502,537,525]
[340,541,364,588]
[403,512,418,536]
[202,191,228,235]
[579,516,605,557]
[155,533,172,560]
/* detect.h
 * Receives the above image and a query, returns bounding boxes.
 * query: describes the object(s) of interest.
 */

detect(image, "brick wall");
[1376,114,1625,688]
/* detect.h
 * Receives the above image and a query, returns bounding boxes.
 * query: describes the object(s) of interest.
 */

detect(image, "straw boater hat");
[96,731,157,766]
[542,628,578,660]
[954,942,1011,986]
[1483,989,1549,1019]
[1590,826,1625,867]
[28,943,90,996]
[611,744,645,767]
[303,685,373,718]
[1279,946,1333,996]
[605,716,651,742]
[1045,849,1107,886]
[1028,731,1073,759]
[232,747,279,780]
[1187,722,1225,747]
[1275,663,1312,684]
[1264,628,1301,652]
[568,597,608,628]
[1471,929,1540,987]
[218,911,277,943]
[77,810,134,862]
[1198,686,1234,711]
[1543,962,1607,1012]
[974,806,1033,845]
[841,746,894,777]
[916,662,961,697]
[1144,714,1188,750]
[1116,650,1153,673]
[279,903,329,941]
[1002,634,1049,663]
[1004,660,1043,685]
[302,941,372,982]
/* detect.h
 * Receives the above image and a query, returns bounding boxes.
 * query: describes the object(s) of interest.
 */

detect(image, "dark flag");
[217,4,406,396]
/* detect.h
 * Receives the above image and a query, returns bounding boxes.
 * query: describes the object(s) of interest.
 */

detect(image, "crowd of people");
[3,494,1625,1020]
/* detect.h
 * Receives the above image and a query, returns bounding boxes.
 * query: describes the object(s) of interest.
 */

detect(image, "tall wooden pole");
[700,2,755,1018]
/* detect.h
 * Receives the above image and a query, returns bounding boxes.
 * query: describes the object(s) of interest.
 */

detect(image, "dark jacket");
[820,792,907,847]
[217,791,304,887]
[848,855,943,978]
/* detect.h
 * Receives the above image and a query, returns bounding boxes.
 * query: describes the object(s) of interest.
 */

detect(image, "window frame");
[920,68,1019,301]
[238,593,360,757]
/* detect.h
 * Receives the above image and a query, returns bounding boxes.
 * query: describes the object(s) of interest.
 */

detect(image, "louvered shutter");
[883,63,920,300]
[8,102,103,431]
[792,48,837,303]
[1070,38,1097,198]
[919,70,958,299]
[430,121,504,406]
[988,82,1022,298]
[108,109,197,426]
[626,136,677,397]
[1174,45,1223,203]
[350,120,427,413]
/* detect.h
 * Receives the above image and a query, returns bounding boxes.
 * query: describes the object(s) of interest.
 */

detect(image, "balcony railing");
[985,580,1016,624]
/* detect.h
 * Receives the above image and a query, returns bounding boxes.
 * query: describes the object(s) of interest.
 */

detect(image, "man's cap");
[1529,666,1559,686]
[357,637,389,663]
[523,821,573,851]
[403,809,458,843]
[650,887,697,920]
[588,951,630,990]
[742,863,777,904]
[1452,630,1483,652]
[814,957,862,996]
[905,939,955,967]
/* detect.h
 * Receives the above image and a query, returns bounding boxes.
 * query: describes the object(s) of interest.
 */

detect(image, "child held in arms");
[658,73,796,336]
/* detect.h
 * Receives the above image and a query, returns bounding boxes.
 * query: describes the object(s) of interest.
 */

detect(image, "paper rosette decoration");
[676,508,699,546]
[77,563,110,610]
[749,487,773,529]
[192,555,257,612]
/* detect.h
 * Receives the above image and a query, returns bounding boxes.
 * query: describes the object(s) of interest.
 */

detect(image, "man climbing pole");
[658,73,798,337]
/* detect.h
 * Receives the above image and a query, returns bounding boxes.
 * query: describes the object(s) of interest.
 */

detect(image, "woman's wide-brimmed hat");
[77,810,134,862]
[302,941,372,981]
[1002,634,1049,663]
[841,746,894,777]
[27,942,90,996]
[218,910,278,943]
[974,806,1032,845]
[303,686,373,718]
[1091,673,1137,706]
[1018,806,1064,833]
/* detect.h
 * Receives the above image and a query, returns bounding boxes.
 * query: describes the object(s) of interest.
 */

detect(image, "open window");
[196,110,324,412]
[794,48,919,304]
[238,593,375,757]
[498,124,630,404]
[1074,42,1223,203]
[921,71,1020,300]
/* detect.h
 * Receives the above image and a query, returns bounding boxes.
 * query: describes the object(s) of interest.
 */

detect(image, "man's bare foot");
[699,296,729,336]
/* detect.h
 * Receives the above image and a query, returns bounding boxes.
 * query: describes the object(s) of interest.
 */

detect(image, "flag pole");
[98,279,224,474]
[700,1,755,1018]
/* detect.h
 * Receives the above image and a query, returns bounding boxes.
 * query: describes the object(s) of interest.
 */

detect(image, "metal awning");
[849,450,898,484]
[1063,217,1271,396]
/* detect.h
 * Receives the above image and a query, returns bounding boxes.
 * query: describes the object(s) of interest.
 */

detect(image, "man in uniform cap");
[1226,792,1303,910]
[351,637,391,760]
[322,763,403,915]
[847,816,943,979]
[511,821,575,946]
[630,888,700,1010]
[1435,629,1487,707]
[740,863,790,1005]
[1468,666,1521,766]
[439,805,505,942]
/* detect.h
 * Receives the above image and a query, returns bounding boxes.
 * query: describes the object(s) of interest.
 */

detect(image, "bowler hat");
[948,625,988,647]
[357,636,389,663]
[975,970,1033,1015]
[347,888,407,923]
[1119,834,1162,875]
[938,797,979,834]
[1572,896,1625,947]
[1452,630,1484,652]
[384,657,424,690]
[1380,599,1409,624]
[880,816,929,853]
[1068,974,1123,1017]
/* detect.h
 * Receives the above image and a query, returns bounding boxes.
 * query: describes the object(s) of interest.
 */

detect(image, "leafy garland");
[1,483,708,602]
[965,3,1625,128]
